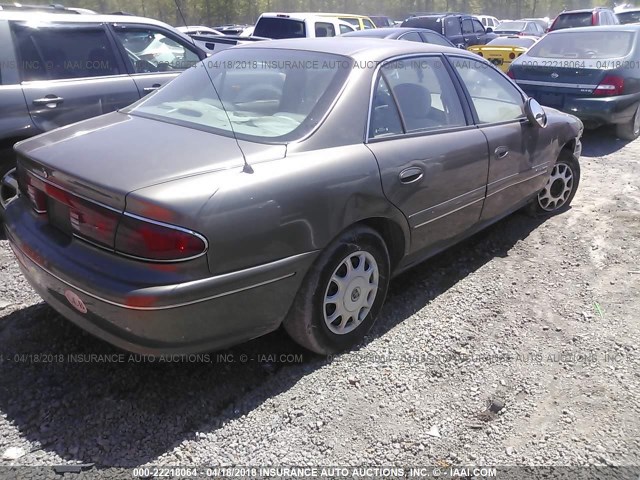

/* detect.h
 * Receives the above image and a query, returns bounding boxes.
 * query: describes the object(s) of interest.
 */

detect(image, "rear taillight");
[21,172,48,213]
[593,75,624,96]
[507,70,515,79]
[115,214,207,262]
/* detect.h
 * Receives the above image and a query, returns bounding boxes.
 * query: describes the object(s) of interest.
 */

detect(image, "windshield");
[487,37,536,48]
[254,17,306,38]
[125,49,352,143]
[617,10,640,24]
[552,12,593,30]
[527,31,635,59]
[496,21,526,31]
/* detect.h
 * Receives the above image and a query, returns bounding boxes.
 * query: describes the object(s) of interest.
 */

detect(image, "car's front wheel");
[284,225,390,355]
[528,151,580,217]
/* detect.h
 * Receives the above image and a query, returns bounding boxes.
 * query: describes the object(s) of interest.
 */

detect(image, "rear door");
[366,55,489,256]
[461,18,478,47]
[110,23,203,97]
[443,17,464,47]
[11,20,139,133]
[449,56,550,221]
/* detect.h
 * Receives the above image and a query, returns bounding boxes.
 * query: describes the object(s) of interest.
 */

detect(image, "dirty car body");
[4,39,583,355]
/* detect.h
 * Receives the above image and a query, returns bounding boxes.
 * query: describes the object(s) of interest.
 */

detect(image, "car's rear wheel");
[0,149,18,221]
[616,103,640,141]
[283,225,390,355]
[528,151,580,217]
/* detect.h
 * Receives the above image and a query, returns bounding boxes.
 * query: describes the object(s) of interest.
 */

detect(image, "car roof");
[314,12,372,19]
[557,7,611,14]
[0,10,178,28]
[341,27,436,37]
[233,36,469,60]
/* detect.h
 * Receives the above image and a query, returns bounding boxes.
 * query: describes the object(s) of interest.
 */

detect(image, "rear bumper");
[4,198,317,355]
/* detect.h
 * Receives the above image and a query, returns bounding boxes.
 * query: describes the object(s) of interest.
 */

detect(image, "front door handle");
[32,95,64,107]
[399,166,424,184]
[495,146,509,159]
[143,83,162,92]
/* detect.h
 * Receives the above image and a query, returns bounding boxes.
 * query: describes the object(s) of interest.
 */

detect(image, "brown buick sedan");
[4,38,582,355]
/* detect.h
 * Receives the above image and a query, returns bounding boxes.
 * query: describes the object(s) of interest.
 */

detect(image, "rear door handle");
[143,83,162,92]
[495,146,509,159]
[399,166,424,184]
[32,95,64,106]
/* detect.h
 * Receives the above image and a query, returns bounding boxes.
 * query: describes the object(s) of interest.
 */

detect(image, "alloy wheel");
[537,162,574,212]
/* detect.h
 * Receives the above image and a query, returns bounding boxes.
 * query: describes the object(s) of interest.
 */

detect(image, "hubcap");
[323,251,379,335]
[537,162,574,212]
[633,107,640,135]
[0,167,18,210]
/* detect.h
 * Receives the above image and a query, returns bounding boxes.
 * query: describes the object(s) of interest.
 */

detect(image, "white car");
[253,12,357,38]
[475,15,500,29]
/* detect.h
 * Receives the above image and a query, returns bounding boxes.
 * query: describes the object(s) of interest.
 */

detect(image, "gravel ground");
[0,128,638,475]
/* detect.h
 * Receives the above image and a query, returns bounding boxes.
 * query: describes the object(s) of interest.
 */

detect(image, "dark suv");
[401,13,497,48]
[549,7,619,31]
[0,11,207,215]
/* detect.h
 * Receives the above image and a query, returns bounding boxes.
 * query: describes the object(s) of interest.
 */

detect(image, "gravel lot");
[0,128,638,474]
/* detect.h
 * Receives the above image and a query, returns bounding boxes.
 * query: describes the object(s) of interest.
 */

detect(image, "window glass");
[339,24,352,34]
[126,50,351,142]
[552,12,593,29]
[462,19,474,34]
[444,17,461,35]
[381,57,466,132]
[114,28,199,73]
[254,17,306,38]
[342,18,360,27]
[527,31,634,59]
[399,32,423,43]
[421,32,453,46]
[369,76,403,138]
[450,57,523,123]
[472,19,485,33]
[363,19,376,29]
[11,23,119,81]
[314,22,336,37]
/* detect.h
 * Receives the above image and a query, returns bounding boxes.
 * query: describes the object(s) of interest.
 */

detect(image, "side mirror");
[486,27,493,33]
[524,97,547,128]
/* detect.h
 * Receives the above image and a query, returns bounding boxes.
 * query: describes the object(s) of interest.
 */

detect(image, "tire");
[283,225,391,355]
[616,103,640,141]
[527,150,580,217]
[0,149,18,222]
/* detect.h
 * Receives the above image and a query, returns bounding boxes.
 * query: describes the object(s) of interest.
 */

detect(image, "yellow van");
[314,13,376,30]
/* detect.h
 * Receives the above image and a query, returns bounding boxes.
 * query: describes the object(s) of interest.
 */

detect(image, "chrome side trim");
[413,197,485,229]
[515,79,597,90]
[13,241,296,311]
[486,169,548,198]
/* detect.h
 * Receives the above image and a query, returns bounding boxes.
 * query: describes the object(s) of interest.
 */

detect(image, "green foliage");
[28,0,610,26]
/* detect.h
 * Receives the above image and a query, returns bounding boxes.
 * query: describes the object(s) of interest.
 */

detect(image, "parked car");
[615,8,640,24]
[508,25,640,139]
[314,13,377,30]
[401,13,497,48]
[0,3,95,14]
[341,27,456,47]
[521,17,552,32]
[210,24,251,35]
[176,25,223,36]
[368,15,395,27]
[4,38,583,356]
[475,15,500,29]
[548,7,618,31]
[0,11,207,216]
[254,12,357,38]
[468,35,538,72]
[494,20,546,37]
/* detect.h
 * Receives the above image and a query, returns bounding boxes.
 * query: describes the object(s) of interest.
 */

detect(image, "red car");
[549,7,619,31]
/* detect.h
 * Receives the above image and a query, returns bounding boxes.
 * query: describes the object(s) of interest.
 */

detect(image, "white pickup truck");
[253,12,357,39]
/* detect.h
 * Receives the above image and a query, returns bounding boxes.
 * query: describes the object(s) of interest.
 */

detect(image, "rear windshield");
[487,37,536,48]
[527,31,635,59]
[125,49,352,143]
[402,17,443,34]
[616,10,640,24]
[496,21,526,31]
[254,17,306,39]
[552,12,593,30]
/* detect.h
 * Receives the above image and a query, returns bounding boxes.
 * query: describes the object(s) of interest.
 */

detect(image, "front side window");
[114,27,199,73]
[339,24,352,34]
[377,56,466,133]
[314,22,336,37]
[126,49,351,142]
[462,19,474,34]
[11,23,119,81]
[472,19,485,33]
[449,57,523,124]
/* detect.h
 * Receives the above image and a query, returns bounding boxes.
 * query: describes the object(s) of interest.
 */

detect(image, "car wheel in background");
[528,150,580,217]
[284,225,390,355]
[0,149,18,221]
[615,103,640,141]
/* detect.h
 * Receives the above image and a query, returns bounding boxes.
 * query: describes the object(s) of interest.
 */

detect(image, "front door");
[366,56,490,256]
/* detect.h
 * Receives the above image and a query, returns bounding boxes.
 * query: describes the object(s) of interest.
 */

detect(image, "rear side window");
[369,75,403,138]
[339,24,352,34]
[399,32,423,43]
[314,22,335,37]
[421,32,453,47]
[363,19,376,29]
[254,17,306,38]
[444,17,461,35]
[527,31,635,59]
[11,23,119,81]
[552,12,593,30]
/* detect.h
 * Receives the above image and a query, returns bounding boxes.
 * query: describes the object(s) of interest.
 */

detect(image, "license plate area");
[47,197,72,237]
[538,92,564,108]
